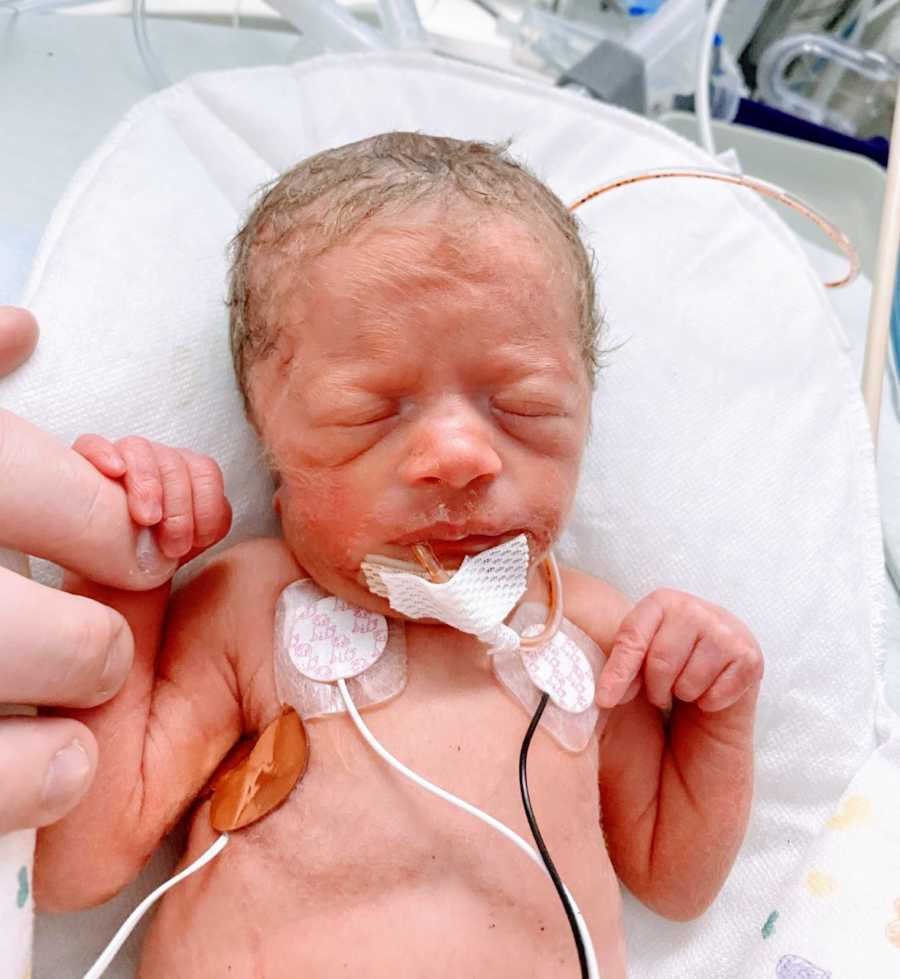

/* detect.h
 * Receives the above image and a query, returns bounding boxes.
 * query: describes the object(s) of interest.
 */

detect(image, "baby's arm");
[35,438,299,910]
[566,572,763,921]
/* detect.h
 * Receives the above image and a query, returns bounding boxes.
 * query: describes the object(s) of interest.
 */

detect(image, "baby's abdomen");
[139,637,627,978]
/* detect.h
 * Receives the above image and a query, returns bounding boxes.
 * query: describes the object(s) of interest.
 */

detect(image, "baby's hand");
[73,434,232,562]
[596,589,763,712]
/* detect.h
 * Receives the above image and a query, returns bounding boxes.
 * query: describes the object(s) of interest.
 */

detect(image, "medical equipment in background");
[14,0,893,148]
[757,32,899,137]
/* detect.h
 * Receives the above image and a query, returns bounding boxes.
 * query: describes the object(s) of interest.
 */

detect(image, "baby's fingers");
[642,615,702,710]
[72,434,126,480]
[117,436,163,526]
[182,450,231,548]
[597,595,665,708]
[672,637,726,704]
[697,648,764,712]
[155,446,195,560]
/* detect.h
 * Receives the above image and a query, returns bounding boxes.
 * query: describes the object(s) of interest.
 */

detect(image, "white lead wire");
[81,832,230,979]
[336,677,601,979]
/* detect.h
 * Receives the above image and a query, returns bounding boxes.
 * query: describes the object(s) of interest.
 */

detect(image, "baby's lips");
[208,708,309,832]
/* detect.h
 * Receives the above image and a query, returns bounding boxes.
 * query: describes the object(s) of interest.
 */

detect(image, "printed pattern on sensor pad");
[494,602,608,753]
[274,579,407,720]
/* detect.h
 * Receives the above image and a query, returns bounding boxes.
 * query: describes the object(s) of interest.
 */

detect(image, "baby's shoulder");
[559,565,633,653]
[174,537,303,629]
[215,536,303,580]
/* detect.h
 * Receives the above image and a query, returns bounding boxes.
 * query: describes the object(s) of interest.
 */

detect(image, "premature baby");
[37,133,763,978]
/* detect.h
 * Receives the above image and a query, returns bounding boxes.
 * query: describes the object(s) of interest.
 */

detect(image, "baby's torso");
[140,587,628,978]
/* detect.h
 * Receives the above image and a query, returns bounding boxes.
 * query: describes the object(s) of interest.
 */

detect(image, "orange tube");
[569,167,860,290]
[411,544,563,648]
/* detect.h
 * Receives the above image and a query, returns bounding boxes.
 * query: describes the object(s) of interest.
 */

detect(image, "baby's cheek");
[280,471,368,570]
[525,463,578,530]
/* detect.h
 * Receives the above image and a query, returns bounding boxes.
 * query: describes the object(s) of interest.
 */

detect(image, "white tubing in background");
[266,0,387,50]
[336,678,601,978]
[695,0,732,156]
[81,833,229,979]
[131,0,170,90]
[861,78,900,447]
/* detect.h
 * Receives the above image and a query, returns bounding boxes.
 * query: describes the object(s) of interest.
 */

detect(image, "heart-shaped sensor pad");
[520,625,596,714]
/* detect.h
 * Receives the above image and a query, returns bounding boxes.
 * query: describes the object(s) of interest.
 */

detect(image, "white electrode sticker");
[289,595,389,682]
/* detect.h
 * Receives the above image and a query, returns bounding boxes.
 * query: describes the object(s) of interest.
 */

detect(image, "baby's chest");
[243,634,604,902]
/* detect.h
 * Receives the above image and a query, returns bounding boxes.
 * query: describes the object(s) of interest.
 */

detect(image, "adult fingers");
[0,412,176,588]
[596,595,665,708]
[155,446,194,559]
[0,306,39,378]
[0,568,133,707]
[0,716,98,833]
[117,436,163,527]
[72,434,127,479]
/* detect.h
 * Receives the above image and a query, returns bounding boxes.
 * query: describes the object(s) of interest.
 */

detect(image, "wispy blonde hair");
[227,132,600,415]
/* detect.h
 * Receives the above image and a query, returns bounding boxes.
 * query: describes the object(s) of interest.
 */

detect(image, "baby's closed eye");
[491,397,570,418]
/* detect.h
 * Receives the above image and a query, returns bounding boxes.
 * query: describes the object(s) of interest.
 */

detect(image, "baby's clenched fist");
[597,588,763,713]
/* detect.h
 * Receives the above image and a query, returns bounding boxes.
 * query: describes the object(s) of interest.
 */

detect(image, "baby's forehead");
[287,204,570,309]
[248,198,585,408]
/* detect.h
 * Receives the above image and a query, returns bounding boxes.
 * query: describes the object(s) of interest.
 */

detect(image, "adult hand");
[0,306,179,833]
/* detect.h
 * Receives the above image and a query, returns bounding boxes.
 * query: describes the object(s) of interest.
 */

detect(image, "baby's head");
[228,132,599,612]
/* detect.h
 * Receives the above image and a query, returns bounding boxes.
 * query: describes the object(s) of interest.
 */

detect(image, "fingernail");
[42,741,91,811]
[146,502,162,524]
[136,526,165,573]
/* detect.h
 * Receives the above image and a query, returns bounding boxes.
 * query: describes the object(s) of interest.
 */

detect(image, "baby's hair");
[227,132,600,418]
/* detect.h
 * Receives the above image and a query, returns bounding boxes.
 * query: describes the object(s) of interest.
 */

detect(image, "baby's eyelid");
[338,413,396,428]
[492,398,568,418]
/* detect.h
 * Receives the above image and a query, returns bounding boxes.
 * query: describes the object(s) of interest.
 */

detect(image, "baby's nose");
[401,403,502,490]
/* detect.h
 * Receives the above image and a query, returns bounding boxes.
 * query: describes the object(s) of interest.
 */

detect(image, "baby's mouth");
[389,526,528,569]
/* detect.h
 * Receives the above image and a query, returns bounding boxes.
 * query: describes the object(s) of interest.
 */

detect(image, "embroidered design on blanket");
[825,794,872,829]
[804,870,837,898]
[15,866,28,909]
[886,898,900,949]
[775,953,831,978]
[761,910,778,938]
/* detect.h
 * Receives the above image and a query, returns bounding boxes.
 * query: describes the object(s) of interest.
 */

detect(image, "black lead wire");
[518,691,590,979]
